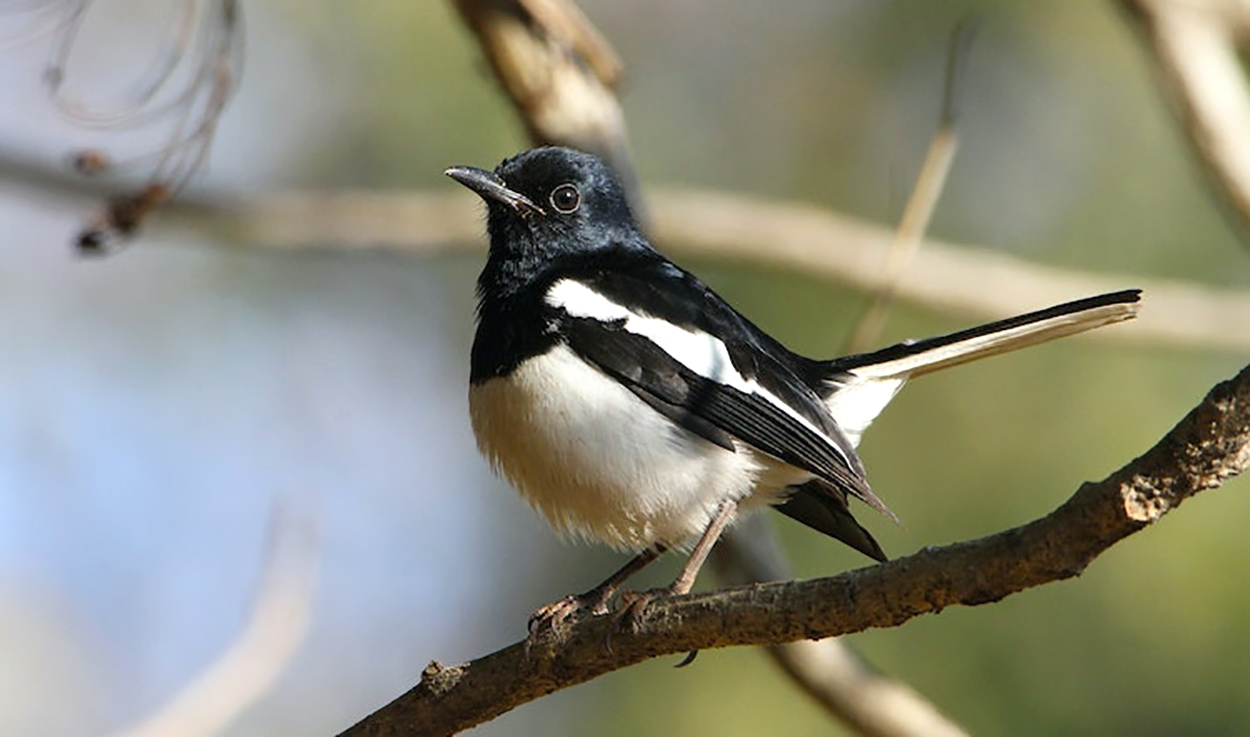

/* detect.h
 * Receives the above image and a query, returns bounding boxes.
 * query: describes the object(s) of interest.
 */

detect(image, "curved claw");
[525,547,670,654]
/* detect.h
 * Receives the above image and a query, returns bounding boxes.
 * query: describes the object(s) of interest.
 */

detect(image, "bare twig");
[845,20,975,353]
[112,499,319,737]
[0,0,244,251]
[1118,0,1250,247]
[339,362,1250,736]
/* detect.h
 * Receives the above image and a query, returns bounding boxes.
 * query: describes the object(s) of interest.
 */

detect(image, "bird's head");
[446,147,640,263]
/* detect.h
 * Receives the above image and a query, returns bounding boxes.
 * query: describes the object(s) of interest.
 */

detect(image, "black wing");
[560,312,890,517]
[571,257,861,455]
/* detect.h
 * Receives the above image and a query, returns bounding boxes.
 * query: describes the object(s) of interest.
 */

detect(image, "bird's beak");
[445,166,544,216]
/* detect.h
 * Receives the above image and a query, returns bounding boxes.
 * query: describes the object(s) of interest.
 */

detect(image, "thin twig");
[845,19,976,353]
[0,0,245,251]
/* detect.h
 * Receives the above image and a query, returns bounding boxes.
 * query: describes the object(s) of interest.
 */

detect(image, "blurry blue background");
[0,2,1246,735]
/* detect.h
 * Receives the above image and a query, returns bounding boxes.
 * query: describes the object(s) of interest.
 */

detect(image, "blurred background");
[0,1,1247,735]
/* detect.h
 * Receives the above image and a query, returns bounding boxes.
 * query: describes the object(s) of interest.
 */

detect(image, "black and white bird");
[446,146,1140,626]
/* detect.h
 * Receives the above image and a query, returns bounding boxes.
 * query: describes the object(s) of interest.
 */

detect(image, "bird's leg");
[528,544,665,635]
[618,498,739,624]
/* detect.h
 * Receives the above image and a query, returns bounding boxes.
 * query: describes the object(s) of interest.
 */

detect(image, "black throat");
[470,235,660,384]
[469,167,650,384]
[470,231,560,383]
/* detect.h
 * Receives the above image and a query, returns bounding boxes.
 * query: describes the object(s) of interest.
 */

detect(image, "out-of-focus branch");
[449,0,641,211]
[845,20,975,353]
[111,500,319,737]
[2,148,1243,350]
[339,362,1250,736]
[648,188,1250,351]
[1,0,245,252]
[148,185,1250,352]
[1119,0,1250,246]
[715,518,969,737]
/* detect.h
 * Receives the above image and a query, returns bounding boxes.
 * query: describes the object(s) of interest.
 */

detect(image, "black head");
[446,147,642,267]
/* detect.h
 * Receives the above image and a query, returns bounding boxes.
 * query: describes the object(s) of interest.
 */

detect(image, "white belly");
[470,344,806,551]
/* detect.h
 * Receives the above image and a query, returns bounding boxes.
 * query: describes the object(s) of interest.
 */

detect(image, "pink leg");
[618,498,739,622]
[529,544,665,633]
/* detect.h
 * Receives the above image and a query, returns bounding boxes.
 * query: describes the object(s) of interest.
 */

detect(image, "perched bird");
[446,146,1140,627]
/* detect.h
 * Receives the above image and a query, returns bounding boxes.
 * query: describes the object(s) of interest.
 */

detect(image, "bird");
[445,146,1141,629]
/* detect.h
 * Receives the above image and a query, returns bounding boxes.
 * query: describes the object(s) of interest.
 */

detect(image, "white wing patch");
[545,278,839,451]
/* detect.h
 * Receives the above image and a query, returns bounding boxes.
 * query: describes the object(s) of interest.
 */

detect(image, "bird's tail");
[820,289,1142,446]
[831,289,1141,379]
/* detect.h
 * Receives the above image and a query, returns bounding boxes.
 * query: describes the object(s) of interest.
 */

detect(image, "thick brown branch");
[340,363,1250,736]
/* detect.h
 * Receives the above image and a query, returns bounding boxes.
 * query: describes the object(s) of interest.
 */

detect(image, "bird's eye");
[549,183,581,214]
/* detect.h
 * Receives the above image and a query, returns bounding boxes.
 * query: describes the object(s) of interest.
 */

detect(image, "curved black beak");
[445,166,544,216]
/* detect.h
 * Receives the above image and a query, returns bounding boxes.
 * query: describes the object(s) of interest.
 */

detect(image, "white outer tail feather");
[824,292,1141,446]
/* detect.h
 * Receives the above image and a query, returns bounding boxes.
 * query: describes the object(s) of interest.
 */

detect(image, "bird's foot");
[525,588,614,652]
[528,595,583,633]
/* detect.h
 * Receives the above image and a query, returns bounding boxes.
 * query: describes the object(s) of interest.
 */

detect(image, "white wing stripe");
[546,279,838,450]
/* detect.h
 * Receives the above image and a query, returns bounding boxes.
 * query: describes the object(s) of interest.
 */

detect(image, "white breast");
[470,344,804,551]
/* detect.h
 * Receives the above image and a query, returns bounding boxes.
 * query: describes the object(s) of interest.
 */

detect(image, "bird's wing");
[547,273,894,519]
[773,479,887,562]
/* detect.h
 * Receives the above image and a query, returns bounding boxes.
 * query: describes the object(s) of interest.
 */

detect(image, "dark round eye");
[549,183,581,214]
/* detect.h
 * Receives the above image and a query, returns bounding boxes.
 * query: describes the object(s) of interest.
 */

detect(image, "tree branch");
[114,499,319,737]
[144,185,1250,352]
[4,144,1246,352]
[1118,0,1250,247]
[339,362,1250,736]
